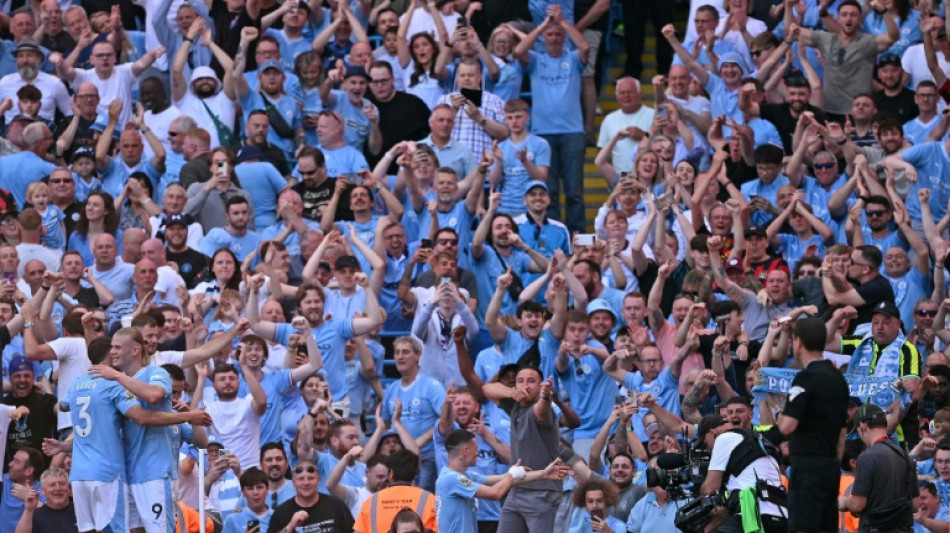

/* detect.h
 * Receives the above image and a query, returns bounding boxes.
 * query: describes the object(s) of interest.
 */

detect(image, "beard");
[194,83,217,98]
[17,64,37,80]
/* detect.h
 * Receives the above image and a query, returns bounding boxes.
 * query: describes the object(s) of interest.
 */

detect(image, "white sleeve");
[707,432,744,472]
[48,337,82,362]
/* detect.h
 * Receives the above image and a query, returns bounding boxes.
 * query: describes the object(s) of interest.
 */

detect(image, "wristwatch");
[23,321,33,329]
[478,117,487,127]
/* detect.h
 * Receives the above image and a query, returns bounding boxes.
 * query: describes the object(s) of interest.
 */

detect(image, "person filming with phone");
[568,479,628,533]
[185,146,253,233]
[437,58,509,159]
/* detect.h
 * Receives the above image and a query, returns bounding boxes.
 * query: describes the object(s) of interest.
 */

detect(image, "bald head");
[23,259,46,290]
[133,258,158,291]
[93,233,117,267]
[122,228,147,263]
[141,238,167,266]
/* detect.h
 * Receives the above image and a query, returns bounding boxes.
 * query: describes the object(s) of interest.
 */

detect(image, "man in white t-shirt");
[204,345,267,470]
[55,39,165,130]
[22,306,90,435]
[171,20,238,150]
[903,19,950,92]
[596,77,655,174]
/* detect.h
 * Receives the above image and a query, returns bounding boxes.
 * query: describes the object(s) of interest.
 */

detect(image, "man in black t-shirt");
[874,54,919,125]
[366,62,430,173]
[267,460,354,533]
[779,317,850,533]
[292,147,336,223]
[17,467,79,533]
[3,357,57,469]
[163,214,209,289]
[754,75,827,155]
[823,245,895,332]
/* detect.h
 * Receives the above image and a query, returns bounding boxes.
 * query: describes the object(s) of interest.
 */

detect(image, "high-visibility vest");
[354,483,437,533]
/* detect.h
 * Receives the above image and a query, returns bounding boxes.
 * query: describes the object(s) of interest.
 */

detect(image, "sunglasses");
[436,238,458,246]
[813,162,835,170]
[917,309,938,317]
[797,270,817,277]
[865,209,888,218]
[294,465,317,474]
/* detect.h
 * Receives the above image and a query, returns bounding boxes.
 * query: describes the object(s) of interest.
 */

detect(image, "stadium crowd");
[2,0,950,530]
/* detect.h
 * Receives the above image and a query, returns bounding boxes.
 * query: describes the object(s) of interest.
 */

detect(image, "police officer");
[698,413,788,533]
[839,404,918,533]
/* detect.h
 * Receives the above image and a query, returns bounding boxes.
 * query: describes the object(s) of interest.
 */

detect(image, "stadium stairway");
[580,31,659,231]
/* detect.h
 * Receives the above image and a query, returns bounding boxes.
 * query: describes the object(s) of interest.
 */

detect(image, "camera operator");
[838,404,919,533]
[698,413,788,533]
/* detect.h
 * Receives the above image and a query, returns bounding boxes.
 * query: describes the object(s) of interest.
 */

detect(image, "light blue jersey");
[496,135,551,215]
[433,423,502,522]
[624,367,681,439]
[37,205,66,250]
[556,346,615,439]
[316,450,366,494]
[221,507,273,533]
[327,90,377,152]
[524,50,584,135]
[381,374,445,455]
[274,320,354,401]
[100,157,162,199]
[321,144,370,177]
[904,142,950,222]
[235,161,290,229]
[239,91,302,163]
[62,374,136,481]
[199,228,262,262]
[258,369,294,448]
[122,365,177,484]
[435,466,486,533]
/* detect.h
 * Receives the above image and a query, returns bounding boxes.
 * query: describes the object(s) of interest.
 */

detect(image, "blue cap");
[90,113,109,132]
[525,180,548,193]
[206,435,223,447]
[587,298,617,322]
[718,52,746,74]
[8,355,33,376]
[259,59,284,73]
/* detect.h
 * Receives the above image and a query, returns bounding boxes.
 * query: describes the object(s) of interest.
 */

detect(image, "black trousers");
[623,0,674,77]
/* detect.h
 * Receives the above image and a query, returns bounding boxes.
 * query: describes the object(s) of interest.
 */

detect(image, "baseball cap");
[166,213,190,228]
[259,59,284,73]
[236,145,264,163]
[8,355,33,376]
[745,226,767,238]
[344,65,371,80]
[696,413,728,443]
[725,258,744,272]
[877,53,902,68]
[871,300,900,319]
[851,403,887,427]
[335,255,360,270]
[69,148,95,164]
[206,435,223,448]
[644,422,660,437]
[525,180,548,193]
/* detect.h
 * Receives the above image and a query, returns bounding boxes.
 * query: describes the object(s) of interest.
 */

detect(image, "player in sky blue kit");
[62,337,212,533]
[90,328,189,533]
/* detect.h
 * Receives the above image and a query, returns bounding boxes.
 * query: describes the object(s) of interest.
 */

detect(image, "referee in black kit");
[777,317,850,533]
